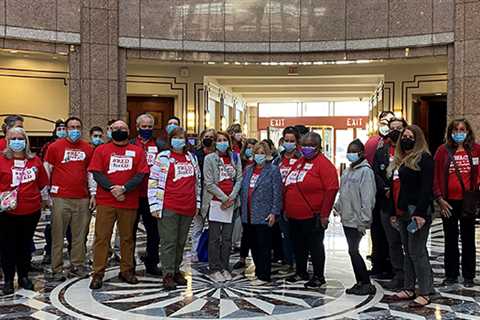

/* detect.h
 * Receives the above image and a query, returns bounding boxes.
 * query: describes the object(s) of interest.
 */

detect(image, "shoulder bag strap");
[294,161,317,216]
[447,149,466,194]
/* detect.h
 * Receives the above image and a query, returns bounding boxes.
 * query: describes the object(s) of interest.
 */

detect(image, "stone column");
[69,0,126,131]
[451,1,480,134]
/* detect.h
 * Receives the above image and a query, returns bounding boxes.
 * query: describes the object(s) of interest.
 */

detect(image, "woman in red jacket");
[0,127,49,295]
[283,132,339,288]
[433,119,480,288]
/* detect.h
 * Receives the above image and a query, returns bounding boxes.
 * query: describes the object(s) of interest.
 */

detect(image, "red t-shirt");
[0,138,6,151]
[45,138,94,199]
[248,166,263,223]
[163,152,197,216]
[214,155,235,201]
[447,150,471,200]
[0,155,49,215]
[279,156,300,183]
[284,154,339,220]
[88,142,149,209]
[232,144,241,154]
[365,135,382,165]
[133,137,158,197]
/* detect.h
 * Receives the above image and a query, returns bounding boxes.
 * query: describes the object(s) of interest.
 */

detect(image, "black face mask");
[400,138,415,151]
[388,130,401,143]
[202,138,213,148]
[112,130,129,142]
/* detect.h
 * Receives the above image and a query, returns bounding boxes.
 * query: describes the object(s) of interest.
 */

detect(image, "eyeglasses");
[92,135,102,138]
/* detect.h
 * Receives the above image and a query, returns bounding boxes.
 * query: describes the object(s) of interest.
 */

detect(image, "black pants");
[240,223,255,259]
[44,223,72,256]
[251,224,272,281]
[289,217,326,279]
[271,222,283,262]
[344,226,370,285]
[443,200,476,280]
[0,212,40,281]
[133,197,160,268]
[370,201,392,273]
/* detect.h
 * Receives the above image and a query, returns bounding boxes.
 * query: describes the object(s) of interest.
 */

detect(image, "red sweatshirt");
[284,153,339,220]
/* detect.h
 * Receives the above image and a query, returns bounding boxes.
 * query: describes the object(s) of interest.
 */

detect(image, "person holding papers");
[240,141,282,285]
[203,131,242,282]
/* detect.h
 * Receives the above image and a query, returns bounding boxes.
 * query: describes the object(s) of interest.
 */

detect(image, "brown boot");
[89,275,103,290]
[163,273,177,290]
[174,272,187,286]
[118,271,139,285]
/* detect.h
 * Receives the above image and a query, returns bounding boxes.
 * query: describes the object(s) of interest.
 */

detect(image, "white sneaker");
[210,271,226,282]
[222,270,232,281]
[250,279,268,286]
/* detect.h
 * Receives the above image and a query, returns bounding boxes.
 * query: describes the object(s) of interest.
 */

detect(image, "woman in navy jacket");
[240,141,282,285]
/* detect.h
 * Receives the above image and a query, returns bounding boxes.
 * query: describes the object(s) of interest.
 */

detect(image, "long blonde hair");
[387,125,430,176]
[3,127,35,160]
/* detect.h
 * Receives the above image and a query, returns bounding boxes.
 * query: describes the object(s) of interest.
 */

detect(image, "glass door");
[311,126,334,162]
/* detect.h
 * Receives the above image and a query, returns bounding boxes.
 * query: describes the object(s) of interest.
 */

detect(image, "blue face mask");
[56,129,67,138]
[91,137,103,146]
[107,130,112,140]
[171,138,185,150]
[346,152,360,163]
[9,139,26,152]
[166,124,178,135]
[452,132,467,144]
[283,142,296,153]
[245,148,253,158]
[138,128,153,140]
[254,154,266,165]
[68,129,81,142]
[216,141,229,153]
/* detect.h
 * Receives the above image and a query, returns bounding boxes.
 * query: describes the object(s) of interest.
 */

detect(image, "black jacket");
[389,152,434,218]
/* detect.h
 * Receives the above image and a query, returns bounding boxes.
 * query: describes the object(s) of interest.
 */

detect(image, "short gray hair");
[3,127,35,160]
[300,132,322,150]
[136,113,155,126]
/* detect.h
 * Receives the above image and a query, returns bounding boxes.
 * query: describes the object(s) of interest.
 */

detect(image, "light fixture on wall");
[187,111,195,132]
[394,111,403,119]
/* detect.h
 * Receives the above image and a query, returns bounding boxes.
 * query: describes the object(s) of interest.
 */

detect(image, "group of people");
[0,112,478,309]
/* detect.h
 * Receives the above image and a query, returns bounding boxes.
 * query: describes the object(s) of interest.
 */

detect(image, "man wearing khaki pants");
[44,117,95,280]
[88,120,149,289]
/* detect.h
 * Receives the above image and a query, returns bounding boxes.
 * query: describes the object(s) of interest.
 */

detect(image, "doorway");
[127,96,175,138]
[412,94,447,155]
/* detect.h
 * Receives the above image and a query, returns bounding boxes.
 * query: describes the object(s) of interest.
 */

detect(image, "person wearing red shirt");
[131,114,161,276]
[88,120,149,290]
[148,126,201,290]
[0,127,49,295]
[202,131,242,282]
[284,132,339,288]
[227,123,243,155]
[0,115,24,151]
[365,111,395,166]
[272,126,302,275]
[433,119,480,288]
[44,117,95,280]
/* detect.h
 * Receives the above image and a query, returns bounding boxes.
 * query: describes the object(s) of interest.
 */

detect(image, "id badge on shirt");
[174,162,194,182]
[62,149,86,163]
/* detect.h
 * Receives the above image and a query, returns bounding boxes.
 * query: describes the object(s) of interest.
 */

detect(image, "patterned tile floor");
[1,215,480,320]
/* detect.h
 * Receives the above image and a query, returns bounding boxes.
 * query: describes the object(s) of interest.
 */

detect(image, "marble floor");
[1,215,480,320]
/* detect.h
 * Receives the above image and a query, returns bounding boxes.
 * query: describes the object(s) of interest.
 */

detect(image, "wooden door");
[127,96,175,138]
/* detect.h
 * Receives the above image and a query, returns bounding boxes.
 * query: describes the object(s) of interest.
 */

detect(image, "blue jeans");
[279,214,294,266]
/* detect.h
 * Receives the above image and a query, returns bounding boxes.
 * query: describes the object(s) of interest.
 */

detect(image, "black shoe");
[345,283,362,294]
[2,281,14,295]
[464,279,475,288]
[119,272,139,285]
[383,278,404,290]
[89,275,103,290]
[18,277,34,290]
[145,265,163,277]
[286,273,310,283]
[304,277,326,288]
[163,273,177,291]
[347,283,376,296]
[233,261,246,269]
[441,277,458,286]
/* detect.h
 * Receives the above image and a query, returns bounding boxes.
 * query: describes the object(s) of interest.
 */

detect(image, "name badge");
[125,150,136,157]
[304,163,313,170]
[50,185,59,194]
[14,160,26,168]
[108,155,133,174]
[473,157,479,166]
[289,159,297,165]
[148,146,158,153]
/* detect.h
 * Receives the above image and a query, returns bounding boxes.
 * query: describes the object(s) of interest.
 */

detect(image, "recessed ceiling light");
[58,52,68,55]
[9,50,18,54]
[152,94,159,97]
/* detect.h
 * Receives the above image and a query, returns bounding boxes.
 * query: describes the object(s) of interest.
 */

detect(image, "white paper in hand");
[208,200,234,223]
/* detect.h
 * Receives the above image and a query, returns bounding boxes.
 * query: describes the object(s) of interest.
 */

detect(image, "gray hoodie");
[334,159,376,231]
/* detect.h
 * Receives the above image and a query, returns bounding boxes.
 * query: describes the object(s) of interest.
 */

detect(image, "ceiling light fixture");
[9,50,18,54]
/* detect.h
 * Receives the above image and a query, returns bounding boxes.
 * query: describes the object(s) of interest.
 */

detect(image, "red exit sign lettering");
[270,119,286,127]
[347,118,363,127]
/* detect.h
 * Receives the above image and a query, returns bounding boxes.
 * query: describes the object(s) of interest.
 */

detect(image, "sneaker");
[174,272,188,286]
[69,266,89,278]
[119,271,139,285]
[464,279,475,288]
[345,283,362,294]
[18,277,34,291]
[441,277,458,286]
[51,272,67,282]
[222,270,232,281]
[89,275,103,290]
[383,277,404,290]
[286,273,310,283]
[304,277,326,288]
[233,261,246,270]
[278,265,295,276]
[2,281,14,295]
[163,273,177,290]
[347,283,376,296]
[145,265,163,277]
[210,271,226,282]
[41,254,51,265]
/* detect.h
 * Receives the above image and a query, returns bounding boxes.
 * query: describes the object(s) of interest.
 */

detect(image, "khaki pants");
[157,209,193,275]
[51,198,90,273]
[93,205,137,277]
